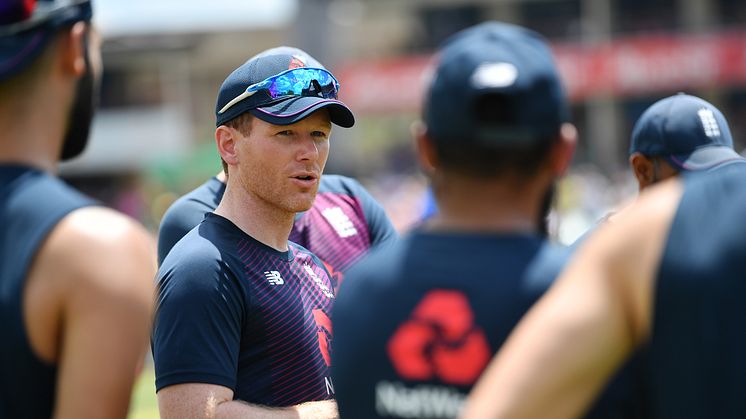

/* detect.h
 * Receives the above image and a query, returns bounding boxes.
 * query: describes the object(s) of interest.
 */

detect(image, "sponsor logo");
[322,206,358,238]
[375,380,465,418]
[313,309,333,367]
[387,290,491,386]
[264,270,284,286]
[305,264,334,299]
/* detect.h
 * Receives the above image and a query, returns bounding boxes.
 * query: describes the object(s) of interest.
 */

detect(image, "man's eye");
[312,131,329,139]
[277,130,293,136]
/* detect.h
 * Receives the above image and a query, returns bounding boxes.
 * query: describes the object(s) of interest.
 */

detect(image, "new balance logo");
[322,206,358,238]
[698,108,721,137]
[264,271,284,286]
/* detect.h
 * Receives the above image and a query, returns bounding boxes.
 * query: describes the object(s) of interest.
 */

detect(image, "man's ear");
[550,123,577,176]
[412,120,438,175]
[58,21,88,77]
[216,126,239,168]
[630,152,655,191]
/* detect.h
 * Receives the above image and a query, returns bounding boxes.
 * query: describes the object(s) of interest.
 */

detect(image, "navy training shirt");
[0,165,94,418]
[331,230,570,419]
[646,161,746,418]
[157,175,397,279]
[153,213,337,406]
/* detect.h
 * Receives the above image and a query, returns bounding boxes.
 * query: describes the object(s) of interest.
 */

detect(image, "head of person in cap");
[415,21,576,234]
[629,92,744,191]
[214,46,354,217]
[0,0,100,165]
[0,2,157,418]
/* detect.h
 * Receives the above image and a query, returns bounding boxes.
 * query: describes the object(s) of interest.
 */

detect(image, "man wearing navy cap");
[629,93,743,191]
[156,54,398,287]
[0,1,156,418]
[153,47,356,418]
[331,22,580,419]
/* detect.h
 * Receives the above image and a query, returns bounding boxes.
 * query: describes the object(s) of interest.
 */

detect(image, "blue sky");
[93,0,298,37]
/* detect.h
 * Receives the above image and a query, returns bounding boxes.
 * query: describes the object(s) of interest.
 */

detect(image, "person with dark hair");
[153,47,357,418]
[331,22,578,419]
[0,1,156,418]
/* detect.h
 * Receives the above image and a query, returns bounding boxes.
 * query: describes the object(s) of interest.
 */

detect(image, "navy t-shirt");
[332,230,570,418]
[153,213,337,406]
[157,175,397,280]
[645,161,746,418]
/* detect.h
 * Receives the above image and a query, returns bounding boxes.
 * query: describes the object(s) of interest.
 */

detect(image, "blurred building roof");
[93,0,298,38]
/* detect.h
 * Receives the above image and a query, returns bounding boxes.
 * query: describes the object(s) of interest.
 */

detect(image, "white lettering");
[325,376,335,395]
[375,381,465,418]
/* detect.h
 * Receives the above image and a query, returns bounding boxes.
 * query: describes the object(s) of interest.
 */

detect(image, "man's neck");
[214,180,295,252]
[0,83,67,172]
[426,175,548,235]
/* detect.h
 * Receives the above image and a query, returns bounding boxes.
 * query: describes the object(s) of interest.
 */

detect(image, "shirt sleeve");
[157,198,210,265]
[152,251,245,392]
[348,178,398,248]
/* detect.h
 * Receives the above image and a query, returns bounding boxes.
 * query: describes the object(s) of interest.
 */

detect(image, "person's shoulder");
[160,223,224,274]
[39,206,155,294]
[523,240,572,290]
[318,174,365,196]
[160,177,223,226]
[338,236,407,294]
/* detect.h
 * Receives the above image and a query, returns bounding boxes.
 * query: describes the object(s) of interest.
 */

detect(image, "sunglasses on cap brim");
[218,67,340,115]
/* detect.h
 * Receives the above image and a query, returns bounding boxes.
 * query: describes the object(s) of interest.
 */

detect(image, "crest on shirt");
[322,206,358,238]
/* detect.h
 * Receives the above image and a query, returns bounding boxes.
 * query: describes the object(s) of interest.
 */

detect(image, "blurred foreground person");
[463,150,746,417]
[0,1,156,417]
[332,22,578,419]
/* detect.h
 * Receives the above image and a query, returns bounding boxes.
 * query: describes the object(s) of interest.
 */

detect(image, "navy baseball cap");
[630,93,744,171]
[0,0,92,82]
[215,46,354,128]
[425,21,569,146]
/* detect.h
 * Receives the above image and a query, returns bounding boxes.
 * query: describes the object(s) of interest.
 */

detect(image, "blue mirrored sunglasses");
[218,67,340,115]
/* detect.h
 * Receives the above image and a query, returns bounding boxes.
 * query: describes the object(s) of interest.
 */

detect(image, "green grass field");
[128,367,159,419]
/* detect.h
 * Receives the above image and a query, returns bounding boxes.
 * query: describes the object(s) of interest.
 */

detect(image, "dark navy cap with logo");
[630,93,744,171]
[424,21,569,146]
[215,46,355,128]
[0,0,92,82]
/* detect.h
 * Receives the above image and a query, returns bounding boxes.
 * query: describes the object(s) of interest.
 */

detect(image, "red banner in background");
[335,31,746,113]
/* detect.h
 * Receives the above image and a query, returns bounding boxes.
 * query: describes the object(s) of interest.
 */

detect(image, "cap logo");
[697,108,720,138]
[470,62,518,89]
[288,55,306,70]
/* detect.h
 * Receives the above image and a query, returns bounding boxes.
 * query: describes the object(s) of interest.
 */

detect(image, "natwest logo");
[387,290,490,386]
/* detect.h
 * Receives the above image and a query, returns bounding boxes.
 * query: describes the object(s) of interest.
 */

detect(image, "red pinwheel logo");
[386,290,491,385]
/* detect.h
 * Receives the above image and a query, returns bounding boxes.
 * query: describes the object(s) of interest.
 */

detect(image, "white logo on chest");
[322,206,358,238]
[264,271,284,286]
[304,264,334,299]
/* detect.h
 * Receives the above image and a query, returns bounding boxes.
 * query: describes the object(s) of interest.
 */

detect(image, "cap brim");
[250,96,355,128]
[0,29,54,82]
[666,145,746,171]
